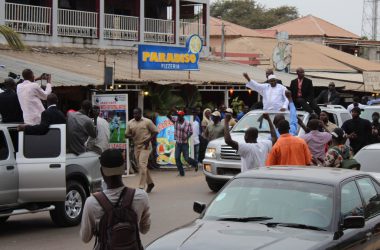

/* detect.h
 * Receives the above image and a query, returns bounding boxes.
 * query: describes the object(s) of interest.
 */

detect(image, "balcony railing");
[144,18,174,43]
[5,2,51,35]
[104,14,139,41]
[179,21,206,45]
[57,9,98,38]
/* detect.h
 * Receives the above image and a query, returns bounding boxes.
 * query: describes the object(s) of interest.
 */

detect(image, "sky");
[211,0,364,36]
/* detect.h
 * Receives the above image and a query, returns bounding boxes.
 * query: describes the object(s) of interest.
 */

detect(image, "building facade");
[0,0,210,56]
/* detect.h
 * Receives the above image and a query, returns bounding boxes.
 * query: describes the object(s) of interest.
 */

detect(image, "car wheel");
[50,180,86,227]
[206,177,225,192]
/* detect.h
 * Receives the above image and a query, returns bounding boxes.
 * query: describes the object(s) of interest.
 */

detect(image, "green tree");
[0,25,25,50]
[211,0,299,29]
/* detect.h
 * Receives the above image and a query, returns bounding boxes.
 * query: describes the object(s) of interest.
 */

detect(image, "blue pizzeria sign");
[138,35,203,71]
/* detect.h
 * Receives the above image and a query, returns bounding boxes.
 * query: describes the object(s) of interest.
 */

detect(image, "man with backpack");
[80,149,151,250]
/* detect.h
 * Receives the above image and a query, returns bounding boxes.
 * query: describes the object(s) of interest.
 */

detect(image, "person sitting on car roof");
[243,73,289,112]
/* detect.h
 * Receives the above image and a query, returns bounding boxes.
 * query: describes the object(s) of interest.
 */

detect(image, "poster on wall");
[93,94,129,173]
[156,115,193,168]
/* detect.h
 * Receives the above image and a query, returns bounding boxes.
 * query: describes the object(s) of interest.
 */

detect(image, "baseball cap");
[177,110,185,116]
[99,149,125,176]
[331,128,345,140]
[212,111,221,117]
[268,74,277,80]
[226,108,233,113]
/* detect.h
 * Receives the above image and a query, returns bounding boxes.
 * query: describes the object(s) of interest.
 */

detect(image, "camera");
[41,73,51,80]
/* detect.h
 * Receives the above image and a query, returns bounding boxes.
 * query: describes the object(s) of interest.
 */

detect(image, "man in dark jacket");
[290,67,321,114]
[18,93,66,135]
[0,78,23,123]
[315,82,341,105]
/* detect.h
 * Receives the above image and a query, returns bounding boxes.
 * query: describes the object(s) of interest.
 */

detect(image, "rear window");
[24,129,61,158]
[362,108,380,121]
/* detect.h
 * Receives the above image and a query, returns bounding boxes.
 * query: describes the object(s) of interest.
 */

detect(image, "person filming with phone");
[17,69,52,125]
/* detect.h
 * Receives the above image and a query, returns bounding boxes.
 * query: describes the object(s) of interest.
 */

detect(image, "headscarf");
[202,108,212,127]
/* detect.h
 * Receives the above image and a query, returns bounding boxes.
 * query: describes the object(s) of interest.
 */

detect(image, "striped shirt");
[172,117,193,144]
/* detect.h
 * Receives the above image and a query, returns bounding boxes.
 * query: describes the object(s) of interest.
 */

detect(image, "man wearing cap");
[126,108,158,193]
[168,110,198,176]
[243,73,289,111]
[221,108,237,127]
[204,111,225,142]
[341,107,372,154]
[80,149,151,248]
[0,78,23,123]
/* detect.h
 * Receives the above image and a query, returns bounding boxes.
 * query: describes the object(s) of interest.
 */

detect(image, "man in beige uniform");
[126,108,159,193]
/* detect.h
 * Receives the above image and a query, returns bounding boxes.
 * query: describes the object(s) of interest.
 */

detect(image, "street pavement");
[0,169,216,250]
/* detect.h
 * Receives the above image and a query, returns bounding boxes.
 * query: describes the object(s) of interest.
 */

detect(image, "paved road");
[0,170,216,250]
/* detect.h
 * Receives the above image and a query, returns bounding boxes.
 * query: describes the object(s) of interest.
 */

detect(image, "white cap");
[268,74,277,80]
[226,108,233,113]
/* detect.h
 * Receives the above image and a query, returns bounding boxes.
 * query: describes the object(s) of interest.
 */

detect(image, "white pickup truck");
[0,124,102,226]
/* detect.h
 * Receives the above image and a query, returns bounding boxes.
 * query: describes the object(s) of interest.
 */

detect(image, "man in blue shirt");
[237,105,249,121]
[272,91,298,140]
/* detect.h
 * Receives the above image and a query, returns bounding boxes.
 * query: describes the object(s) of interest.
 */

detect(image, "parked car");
[355,143,380,181]
[0,124,102,226]
[147,167,380,250]
[203,105,351,192]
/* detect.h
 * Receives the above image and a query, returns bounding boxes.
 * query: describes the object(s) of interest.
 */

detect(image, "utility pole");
[374,0,378,40]
[221,21,225,59]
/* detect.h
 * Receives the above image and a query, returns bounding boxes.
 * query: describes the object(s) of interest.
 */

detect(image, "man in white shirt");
[17,69,52,125]
[243,73,289,111]
[224,113,275,172]
[87,106,110,154]
[192,113,201,164]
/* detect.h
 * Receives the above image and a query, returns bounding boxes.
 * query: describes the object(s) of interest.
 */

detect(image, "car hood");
[207,133,271,148]
[146,220,332,250]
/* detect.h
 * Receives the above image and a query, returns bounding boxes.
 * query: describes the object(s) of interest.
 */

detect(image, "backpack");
[331,146,361,170]
[93,187,143,250]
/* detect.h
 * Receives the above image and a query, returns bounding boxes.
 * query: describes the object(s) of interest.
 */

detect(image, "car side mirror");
[193,201,206,214]
[343,216,365,229]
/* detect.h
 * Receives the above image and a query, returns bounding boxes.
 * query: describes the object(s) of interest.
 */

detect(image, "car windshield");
[362,107,380,121]
[232,113,303,133]
[203,178,334,231]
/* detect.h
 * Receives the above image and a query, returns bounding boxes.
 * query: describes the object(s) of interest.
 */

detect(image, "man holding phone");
[17,69,52,125]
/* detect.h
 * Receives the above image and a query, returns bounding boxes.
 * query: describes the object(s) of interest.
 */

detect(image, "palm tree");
[0,25,25,50]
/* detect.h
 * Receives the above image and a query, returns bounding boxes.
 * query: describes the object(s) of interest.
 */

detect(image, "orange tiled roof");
[210,17,273,38]
[270,15,360,39]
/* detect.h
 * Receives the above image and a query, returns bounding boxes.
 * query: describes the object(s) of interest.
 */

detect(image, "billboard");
[138,35,203,71]
[156,115,194,168]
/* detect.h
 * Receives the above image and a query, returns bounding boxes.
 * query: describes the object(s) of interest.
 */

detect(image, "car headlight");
[205,148,216,159]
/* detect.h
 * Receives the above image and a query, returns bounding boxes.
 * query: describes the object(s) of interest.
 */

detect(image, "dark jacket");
[315,90,341,105]
[0,89,23,123]
[341,118,372,154]
[25,105,66,135]
[290,77,314,101]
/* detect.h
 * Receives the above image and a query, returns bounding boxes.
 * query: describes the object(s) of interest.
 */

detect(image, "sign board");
[138,35,203,71]
[93,94,129,173]
[156,115,194,168]
[363,71,380,90]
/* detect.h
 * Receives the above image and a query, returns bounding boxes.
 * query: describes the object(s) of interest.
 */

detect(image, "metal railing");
[5,2,51,35]
[144,18,174,43]
[179,21,205,45]
[57,9,98,38]
[104,14,139,41]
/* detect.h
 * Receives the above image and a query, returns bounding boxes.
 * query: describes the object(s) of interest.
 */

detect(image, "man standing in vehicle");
[243,73,289,111]
[126,108,158,193]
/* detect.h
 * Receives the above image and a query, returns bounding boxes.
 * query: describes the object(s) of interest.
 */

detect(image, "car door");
[337,180,373,250]
[0,129,18,205]
[356,177,380,249]
[16,125,66,203]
